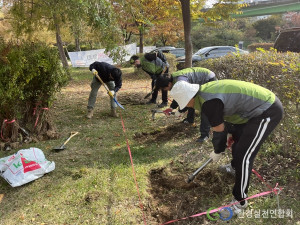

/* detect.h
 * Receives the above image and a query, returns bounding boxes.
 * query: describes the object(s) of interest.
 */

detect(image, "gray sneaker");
[219,163,235,176]
[86,109,94,119]
[111,108,119,118]
[219,199,248,218]
[196,136,209,143]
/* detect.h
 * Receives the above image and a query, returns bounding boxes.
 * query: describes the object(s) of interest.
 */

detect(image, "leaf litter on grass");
[1,68,298,225]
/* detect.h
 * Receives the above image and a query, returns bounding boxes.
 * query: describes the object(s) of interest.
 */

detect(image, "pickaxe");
[92,69,125,110]
[186,158,212,183]
[151,109,175,120]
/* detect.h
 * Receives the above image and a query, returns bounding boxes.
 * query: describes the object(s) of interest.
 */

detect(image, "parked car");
[156,46,176,53]
[274,27,300,53]
[177,46,249,64]
[169,48,185,58]
[153,47,185,58]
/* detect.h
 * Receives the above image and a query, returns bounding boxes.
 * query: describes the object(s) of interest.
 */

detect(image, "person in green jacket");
[155,67,217,142]
[130,50,169,108]
[170,80,283,217]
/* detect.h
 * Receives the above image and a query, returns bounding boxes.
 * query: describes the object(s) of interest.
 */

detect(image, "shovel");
[186,158,212,183]
[92,70,125,110]
[53,132,79,151]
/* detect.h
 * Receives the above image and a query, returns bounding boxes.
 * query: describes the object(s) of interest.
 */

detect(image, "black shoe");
[157,102,168,108]
[182,118,194,124]
[196,136,209,143]
[146,100,156,104]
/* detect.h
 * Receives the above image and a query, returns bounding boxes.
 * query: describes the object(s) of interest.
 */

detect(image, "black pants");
[187,77,217,131]
[151,68,169,103]
[230,97,283,202]
[185,108,210,137]
[151,78,168,103]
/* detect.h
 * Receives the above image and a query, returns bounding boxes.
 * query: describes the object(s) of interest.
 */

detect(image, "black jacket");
[89,61,122,92]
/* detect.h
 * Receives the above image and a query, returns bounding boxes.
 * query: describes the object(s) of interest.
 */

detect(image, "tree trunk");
[55,23,69,68]
[75,36,81,51]
[139,25,144,53]
[124,31,132,44]
[180,0,193,68]
[88,40,93,49]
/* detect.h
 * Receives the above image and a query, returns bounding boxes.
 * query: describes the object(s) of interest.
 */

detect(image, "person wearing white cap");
[170,80,283,217]
[155,67,217,143]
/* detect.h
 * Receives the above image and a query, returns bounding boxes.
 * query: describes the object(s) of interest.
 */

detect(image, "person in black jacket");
[87,61,122,118]
[130,50,169,108]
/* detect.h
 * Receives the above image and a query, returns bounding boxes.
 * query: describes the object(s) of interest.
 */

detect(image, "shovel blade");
[53,145,65,151]
[114,98,125,110]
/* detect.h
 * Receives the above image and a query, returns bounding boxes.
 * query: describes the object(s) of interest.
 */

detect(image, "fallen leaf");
[0,194,4,203]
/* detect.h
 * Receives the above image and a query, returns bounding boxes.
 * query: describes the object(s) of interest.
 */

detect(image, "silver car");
[177,46,249,64]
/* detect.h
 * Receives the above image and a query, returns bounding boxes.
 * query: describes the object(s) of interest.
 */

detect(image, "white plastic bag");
[0,147,55,187]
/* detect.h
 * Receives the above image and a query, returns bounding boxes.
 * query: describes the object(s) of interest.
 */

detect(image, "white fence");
[68,43,156,67]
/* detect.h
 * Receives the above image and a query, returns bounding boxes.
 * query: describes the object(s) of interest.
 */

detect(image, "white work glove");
[209,151,223,162]
[174,110,182,117]
[92,69,98,75]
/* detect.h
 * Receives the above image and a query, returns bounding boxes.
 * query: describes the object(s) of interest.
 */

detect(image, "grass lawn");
[0,67,299,225]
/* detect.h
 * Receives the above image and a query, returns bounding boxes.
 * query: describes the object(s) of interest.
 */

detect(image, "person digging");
[169,80,283,217]
[154,67,217,143]
[87,61,122,119]
[130,49,169,108]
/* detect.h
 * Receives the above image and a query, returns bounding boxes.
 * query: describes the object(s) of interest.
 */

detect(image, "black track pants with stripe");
[231,97,283,201]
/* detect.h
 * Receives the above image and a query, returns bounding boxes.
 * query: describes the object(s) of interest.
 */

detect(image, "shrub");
[247,43,274,52]
[0,40,69,144]
[195,49,300,152]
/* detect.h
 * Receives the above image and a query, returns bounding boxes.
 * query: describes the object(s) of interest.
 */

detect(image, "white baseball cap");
[170,81,200,110]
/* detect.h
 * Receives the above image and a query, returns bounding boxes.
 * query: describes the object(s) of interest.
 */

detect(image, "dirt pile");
[147,161,234,224]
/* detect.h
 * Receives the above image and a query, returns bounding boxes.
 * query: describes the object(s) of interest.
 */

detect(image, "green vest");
[171,67,214,111]
[196,80,276,124]
[140,56,163,75]
[172,67,212,85]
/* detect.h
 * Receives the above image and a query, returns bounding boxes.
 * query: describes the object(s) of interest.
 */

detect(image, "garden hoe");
[186,158,212,183]
[92,69,125,110]
[53,132,79,151]
[144,89,154,99]
[151,109,175,120]
[144,84,157,99]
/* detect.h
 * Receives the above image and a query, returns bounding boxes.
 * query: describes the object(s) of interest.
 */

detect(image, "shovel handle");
[93,71,124,110]
[63,132,79,145]
[93,71,111,95]
[144,90,154,99]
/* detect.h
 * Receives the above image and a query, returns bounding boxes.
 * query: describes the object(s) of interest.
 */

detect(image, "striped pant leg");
[232,98,283,201]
